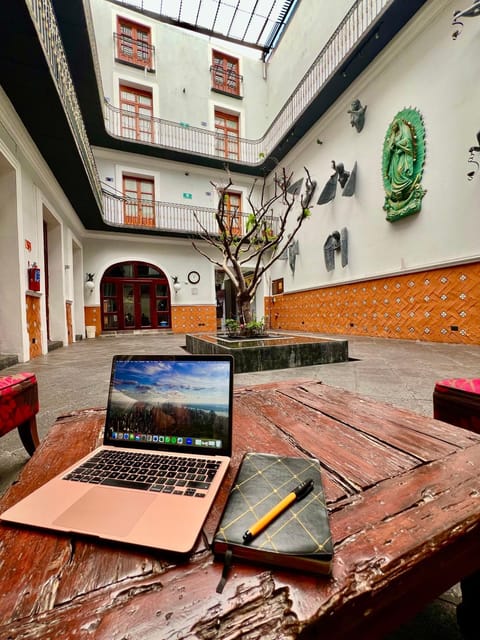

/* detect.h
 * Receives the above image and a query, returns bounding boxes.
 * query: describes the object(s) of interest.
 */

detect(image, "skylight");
[110,0,299,58]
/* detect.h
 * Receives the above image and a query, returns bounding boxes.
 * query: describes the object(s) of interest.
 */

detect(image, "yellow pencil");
[243,478,314,543]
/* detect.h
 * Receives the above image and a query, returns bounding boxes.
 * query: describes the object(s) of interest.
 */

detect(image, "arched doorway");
[101,261,171,331]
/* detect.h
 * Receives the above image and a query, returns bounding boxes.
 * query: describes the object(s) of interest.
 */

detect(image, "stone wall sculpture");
[452,1,480,39]
[287,168,317,209]
[317,161,357,204]
[382,108,426,222]
[288,240,300,273]
[301,169,317,209]
[467,130,480,180]
[348,99,367,132]
[323,228,348,271]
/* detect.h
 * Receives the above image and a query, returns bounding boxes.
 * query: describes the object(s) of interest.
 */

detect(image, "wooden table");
[1,380,479,640]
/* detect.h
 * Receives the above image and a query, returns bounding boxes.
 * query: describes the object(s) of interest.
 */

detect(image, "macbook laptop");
[1,354,234,554]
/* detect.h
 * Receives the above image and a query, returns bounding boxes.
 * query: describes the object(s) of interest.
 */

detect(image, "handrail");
[104,101,260,162]
[25,0,103,210]
[102,191,279,236]
[210,64,244,97]
[104,0,391,164]
[23,0,392,231]
[114,33,155,71]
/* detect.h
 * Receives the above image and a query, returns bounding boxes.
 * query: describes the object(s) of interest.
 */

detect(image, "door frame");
[100,261,171,331]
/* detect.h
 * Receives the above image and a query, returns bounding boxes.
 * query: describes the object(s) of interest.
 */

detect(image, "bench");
[0,372,40,455]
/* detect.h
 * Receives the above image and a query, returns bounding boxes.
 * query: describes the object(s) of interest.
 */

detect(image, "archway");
[101,261,171,331]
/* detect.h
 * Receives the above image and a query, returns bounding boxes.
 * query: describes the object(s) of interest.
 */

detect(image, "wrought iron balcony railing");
[25,0,392,235]
[210,65,243,97]
[104,0,391,165]
[114,33,155,71]
[104,101,260,161]
[26,0,103,210]
[102,192,279,238]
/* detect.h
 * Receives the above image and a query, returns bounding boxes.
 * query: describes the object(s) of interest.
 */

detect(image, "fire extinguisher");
[28,263,41,291]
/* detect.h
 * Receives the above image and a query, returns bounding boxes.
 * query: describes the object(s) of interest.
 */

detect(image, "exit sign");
[183,192,192,199]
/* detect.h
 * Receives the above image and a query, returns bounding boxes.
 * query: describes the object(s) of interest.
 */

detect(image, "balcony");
[103,0,394,166]
[210,65,243,98]
[12,0,428,233]
[26,0,103,211]
[114,33,155,72]
[104,101,260,162]
[102,192,279,239]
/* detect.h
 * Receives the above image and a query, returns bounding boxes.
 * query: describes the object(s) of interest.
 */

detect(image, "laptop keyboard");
[63,450,221,498]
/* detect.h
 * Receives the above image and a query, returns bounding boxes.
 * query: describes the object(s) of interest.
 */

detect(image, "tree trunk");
[238,295,253,325]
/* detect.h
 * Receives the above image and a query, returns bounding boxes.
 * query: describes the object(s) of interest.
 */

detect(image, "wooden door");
[123,176,155,227]
[215,110,239,160]
[119,85,153,143]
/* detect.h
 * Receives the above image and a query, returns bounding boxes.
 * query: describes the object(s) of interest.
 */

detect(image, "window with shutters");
[215,110,239,160]
[119,85,153,143]
[211,51,242,97]
[222,191,242,236]
[123,175,155,227]
[116,18,154,70]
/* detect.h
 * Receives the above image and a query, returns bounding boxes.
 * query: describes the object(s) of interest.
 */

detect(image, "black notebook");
[213,453,333,590]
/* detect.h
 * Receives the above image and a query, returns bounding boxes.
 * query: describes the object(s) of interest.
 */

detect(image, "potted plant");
[244,319,265,337]
[225,318,240,336]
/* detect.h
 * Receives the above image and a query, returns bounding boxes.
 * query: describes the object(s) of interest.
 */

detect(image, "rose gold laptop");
[1,354,233,554]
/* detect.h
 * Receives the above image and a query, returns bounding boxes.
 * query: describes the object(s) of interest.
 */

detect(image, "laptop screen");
[103,355,233,456]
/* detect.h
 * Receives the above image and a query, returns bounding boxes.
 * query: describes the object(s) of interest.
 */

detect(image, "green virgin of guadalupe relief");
[382,108,426,221]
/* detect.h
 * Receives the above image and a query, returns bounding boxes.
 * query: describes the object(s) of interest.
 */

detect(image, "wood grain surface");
[1,382,479,640]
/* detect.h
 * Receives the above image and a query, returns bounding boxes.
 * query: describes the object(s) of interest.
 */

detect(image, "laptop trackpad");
[53,486,156,537]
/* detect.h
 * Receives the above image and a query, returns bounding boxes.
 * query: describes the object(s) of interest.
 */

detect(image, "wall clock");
[187,270,200,284]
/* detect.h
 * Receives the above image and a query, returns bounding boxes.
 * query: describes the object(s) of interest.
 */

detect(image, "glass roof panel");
[112,0,299,57]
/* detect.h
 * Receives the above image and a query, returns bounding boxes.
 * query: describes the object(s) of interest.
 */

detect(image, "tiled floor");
[1,331,479,638]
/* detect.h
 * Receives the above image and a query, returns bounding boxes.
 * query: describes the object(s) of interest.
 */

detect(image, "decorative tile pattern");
[84,306,101,335]
[66,302,73,345]
[26,294,42,358]
[266,263,480,344]
[171,305,216,333]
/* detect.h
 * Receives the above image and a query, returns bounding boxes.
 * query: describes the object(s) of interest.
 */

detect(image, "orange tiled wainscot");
[84,306,101,336]
[171,305,216,334]
[266,263,480,344]
[26,294,42,358]
[66,301,73,345]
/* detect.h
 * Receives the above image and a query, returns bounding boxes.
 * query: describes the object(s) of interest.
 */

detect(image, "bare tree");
[192,167,313,326]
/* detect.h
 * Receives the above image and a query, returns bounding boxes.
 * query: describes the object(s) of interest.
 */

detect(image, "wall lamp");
[85,272,95,292]
[172,276,182,293]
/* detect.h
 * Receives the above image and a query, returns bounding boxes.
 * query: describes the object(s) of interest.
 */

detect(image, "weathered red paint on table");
[0,381,479,639]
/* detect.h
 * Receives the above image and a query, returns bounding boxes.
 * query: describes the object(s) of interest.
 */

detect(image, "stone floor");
[2,331,479,638]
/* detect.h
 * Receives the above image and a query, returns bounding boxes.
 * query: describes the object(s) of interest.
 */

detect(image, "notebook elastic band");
[216,549,233,593]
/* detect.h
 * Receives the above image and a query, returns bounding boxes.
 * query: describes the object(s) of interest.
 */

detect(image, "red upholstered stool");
[433,378,480,434]
[433,378,480,638]
[0,372,40,455]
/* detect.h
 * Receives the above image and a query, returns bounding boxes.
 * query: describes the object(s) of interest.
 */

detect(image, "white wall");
[265,0,353,123]
[90,0,268,139]
[86,0,480,312]
[94,147,266,220]
[268,0,480,293]
[82,233,218,307]
[0,150,24,359]
[0,88,87,360]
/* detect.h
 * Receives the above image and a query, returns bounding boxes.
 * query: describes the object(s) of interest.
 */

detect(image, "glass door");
[123,283,135,328]
[101,261,172,331]
[155,282,170,327]
[139,283,152,327]
[122,282,153,327]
